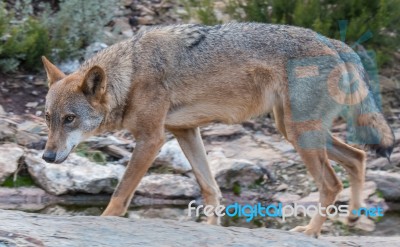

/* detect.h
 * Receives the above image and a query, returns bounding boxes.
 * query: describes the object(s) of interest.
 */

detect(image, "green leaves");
[223,0,400,67]
[0,0,119,73]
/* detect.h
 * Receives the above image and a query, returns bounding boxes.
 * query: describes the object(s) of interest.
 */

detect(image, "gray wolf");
[41,23,394,237]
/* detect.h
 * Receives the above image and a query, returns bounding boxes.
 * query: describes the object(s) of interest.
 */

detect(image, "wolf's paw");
[206,215,220,226]
[101,207,126,217]
[290,225,320,238]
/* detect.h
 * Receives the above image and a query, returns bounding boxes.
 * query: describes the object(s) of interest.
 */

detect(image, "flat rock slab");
[0,209,334,247]
[321,236,400,247]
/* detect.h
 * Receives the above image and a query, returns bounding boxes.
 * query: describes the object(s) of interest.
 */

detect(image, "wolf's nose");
[42,150,56,163]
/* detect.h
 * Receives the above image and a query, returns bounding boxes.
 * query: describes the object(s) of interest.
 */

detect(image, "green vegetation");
[0,1,50,72]
[342,178,350,189]
[46,0,118,62]
[75,143,107,164]
[0,0,119,73]
[2,173,35,187]
[232,181,241,195]
[183,0,400,67]
[181,0,220,25]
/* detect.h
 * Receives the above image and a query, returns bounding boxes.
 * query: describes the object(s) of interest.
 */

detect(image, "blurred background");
[0,0,399,238]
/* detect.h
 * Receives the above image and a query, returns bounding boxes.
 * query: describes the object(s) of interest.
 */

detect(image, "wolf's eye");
[64,115,75,124]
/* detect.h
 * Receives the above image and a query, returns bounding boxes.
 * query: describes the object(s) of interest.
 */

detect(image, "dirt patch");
[0,72,48,116]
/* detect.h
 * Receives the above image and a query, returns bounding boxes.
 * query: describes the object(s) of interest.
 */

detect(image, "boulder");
[0,105,5,115]
[57,59,80,74]
[209,151,265,189]
[25,152,125,195]
[84,42,108,60]
[153,139,192,173]
[367,171,400,201]
[296,181,377,206]
[137,174,200,199]
[367,153,400,170]
[15,131,45,150]
[0,144,24,184]
[0,118,17,141]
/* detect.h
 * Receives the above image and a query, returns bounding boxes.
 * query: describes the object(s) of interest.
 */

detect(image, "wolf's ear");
[81,66,107,100]
[41,56,65,87]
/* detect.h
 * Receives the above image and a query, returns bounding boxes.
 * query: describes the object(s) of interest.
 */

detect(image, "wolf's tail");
[322,38,394,159]
[347,62,395,160]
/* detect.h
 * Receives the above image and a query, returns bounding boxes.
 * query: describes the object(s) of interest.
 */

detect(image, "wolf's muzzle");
[42,150,57,163]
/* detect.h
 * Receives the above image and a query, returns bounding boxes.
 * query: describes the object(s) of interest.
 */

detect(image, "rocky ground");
[1,209,400,247]
[0,0,400,240]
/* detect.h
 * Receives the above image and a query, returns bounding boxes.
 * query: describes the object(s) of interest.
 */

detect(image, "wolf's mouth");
[54,145,76,164]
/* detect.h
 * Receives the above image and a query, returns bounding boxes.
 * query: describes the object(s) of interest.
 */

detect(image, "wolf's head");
[41,56,108,163]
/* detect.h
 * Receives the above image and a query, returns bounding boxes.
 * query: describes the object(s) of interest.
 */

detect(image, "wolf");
[41,23,394,237]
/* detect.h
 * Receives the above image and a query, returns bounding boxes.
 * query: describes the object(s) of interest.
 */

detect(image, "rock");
[0,187,57,211]
[153,139,192,174]
[368,153,400,169]
[40,205,103,216]
[394,128,400,145]
[297,181,377,206]
[121,29,134,38]
[131,195,190,206]
[57,59,80,74]
[15,131,45,149]
[322,235,400,247]
[84,135,130,149]
[334,215,375,232]
[276,183,288,192]
[17,120,47,135]
[103,145,131,161]
[336,181,377,203]
[136,5,156,16]
[209,154,264,189]
[367,171,400,201]
[84,42,108,60]
[202,124,245,138]
[0,209,337,247]
[25,102,38,108]
[254,133,296,153]
[0,105,5,115]
[210,135,283,165]
[128,207,191,221]
[122,0,132,7]
[273,192,301,204]
[113,17,133,37]
[0,118,16,141]
[25,152,125,195]
[0,144,24,184]
[136,174,200,199]
[137,15,155,25]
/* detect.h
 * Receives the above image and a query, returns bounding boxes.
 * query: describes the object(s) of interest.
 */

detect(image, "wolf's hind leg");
[282,115,343,237]
[172,127,222,225]
[289,145,343,237]
[327,135,366,225]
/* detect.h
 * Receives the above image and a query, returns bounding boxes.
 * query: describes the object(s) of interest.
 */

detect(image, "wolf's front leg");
[172,127,222,225]
[102,135,165,216]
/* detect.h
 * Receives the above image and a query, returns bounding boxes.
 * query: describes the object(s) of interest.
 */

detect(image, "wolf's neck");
[80,39,136,130]
[81,39,135,111]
